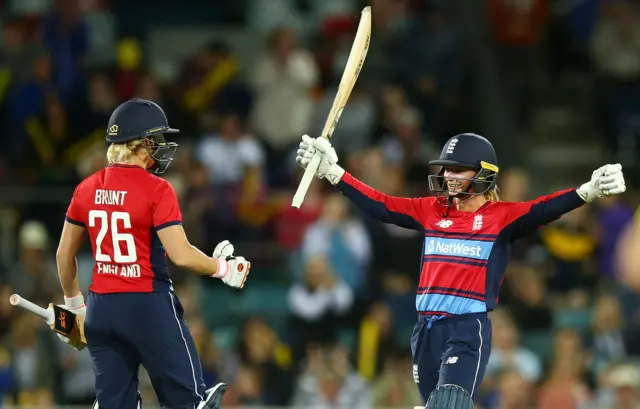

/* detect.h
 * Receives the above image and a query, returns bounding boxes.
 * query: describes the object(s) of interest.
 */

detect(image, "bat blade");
[292,6,372,209]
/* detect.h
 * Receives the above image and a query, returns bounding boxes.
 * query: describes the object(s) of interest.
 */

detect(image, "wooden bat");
[10,294,87,350]
[291,5,372,209]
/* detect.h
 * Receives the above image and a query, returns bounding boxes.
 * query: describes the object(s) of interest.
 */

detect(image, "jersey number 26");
[88,210,138,263]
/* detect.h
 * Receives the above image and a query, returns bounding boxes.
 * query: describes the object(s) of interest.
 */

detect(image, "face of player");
[443,166,477,195]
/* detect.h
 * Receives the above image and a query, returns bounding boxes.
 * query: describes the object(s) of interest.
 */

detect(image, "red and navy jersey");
[337,172,585,316]
[65,164,182,293]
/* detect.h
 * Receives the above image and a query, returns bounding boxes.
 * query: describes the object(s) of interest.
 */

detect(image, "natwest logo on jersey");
[425,238,494,260]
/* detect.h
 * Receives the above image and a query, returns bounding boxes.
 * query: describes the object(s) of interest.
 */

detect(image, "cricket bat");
[9,294,87,350]
[291,5,372,209]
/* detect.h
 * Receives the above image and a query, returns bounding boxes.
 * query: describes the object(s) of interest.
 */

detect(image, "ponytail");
[106,140,143,165]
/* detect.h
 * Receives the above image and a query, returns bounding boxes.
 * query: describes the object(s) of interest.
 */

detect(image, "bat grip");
[9,294,54,324]
[292,153,322,208]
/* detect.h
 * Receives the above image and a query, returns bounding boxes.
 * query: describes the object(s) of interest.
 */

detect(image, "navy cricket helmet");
[428,133,499,204]
[106,98,179,174]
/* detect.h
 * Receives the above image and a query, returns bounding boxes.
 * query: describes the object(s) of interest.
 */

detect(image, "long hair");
[106,140,143,165]
[484,187,500,202]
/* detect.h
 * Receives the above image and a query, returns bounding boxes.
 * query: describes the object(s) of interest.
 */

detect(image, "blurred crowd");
[0,0,640,408]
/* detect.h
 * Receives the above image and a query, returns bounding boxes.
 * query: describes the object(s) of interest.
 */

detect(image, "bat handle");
[9,294,54,325]
[292,153,322,209]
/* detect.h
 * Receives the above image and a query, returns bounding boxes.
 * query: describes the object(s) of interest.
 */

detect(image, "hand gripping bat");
[291,6,372,209]
[9,294,87,350]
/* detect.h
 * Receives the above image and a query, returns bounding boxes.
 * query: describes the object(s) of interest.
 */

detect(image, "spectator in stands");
[287,255,354,360]
[293,343,371,409]
[503,264,553,332]
[9,312,56,407]
[584,294,627,372]
[486,308,542,382]
[598,363,640,409]
[485,368,534,409]
[41,0,89,105]
[371,344,421,407]
[250,26,319,187]
[196,110,265,186]
[595,196,636,281]
[301,192,371,295]
[540,204,599,294]
[356,302,396,382]
[9,221,59,307]
[537,353,591,409]
[235,316,294,405]
[590,0,640,148]
[486,0,549,129]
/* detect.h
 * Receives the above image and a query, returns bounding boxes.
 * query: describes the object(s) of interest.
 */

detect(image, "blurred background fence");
[1,0,640,408]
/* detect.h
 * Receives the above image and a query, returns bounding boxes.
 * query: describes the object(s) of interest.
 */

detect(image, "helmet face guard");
[428,161,499,206]
[141,128,178,174]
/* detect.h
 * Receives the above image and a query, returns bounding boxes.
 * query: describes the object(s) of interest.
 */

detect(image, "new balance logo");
[445,356,458,364]
[436,219,453,228]
[413,364,419,383]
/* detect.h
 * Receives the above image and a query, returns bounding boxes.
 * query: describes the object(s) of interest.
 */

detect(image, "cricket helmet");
[428,133,499,204]
[106,98,179,174]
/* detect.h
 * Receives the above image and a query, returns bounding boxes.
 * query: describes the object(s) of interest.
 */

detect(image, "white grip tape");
[292,153,322,208]
[10,294,54,324]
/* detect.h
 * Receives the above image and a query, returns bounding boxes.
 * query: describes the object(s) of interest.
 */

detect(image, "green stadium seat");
[553,308,591,332]
[521,330,554,363]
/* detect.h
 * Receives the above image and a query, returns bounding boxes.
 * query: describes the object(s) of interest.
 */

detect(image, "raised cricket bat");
[291,5,372,209]
[9,294,87,350]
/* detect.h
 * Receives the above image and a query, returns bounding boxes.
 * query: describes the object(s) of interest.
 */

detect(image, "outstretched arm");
[296,135,427,231]
[504,164,626,241]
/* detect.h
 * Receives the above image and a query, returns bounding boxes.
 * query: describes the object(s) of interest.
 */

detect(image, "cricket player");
[296,133,626,409]
[55,98,251,409]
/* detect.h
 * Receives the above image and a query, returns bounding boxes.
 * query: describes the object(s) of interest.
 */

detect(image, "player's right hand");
[296,135,345,185]
[220,256,251,289]
[56,293,87,351]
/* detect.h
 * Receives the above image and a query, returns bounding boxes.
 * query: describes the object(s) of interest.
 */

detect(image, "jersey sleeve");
[65,185,85,227]
[153,180,183,231]
[501,188,585,241]
[335,172,429,231]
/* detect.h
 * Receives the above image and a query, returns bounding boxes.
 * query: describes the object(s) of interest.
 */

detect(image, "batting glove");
[212,240,234,259]
[577,163,626,202]
[212,242,251,289]
[57,292,86,350]
[295,135,345,185]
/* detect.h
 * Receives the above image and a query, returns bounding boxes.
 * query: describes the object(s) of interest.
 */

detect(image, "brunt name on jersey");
[95,189,128,206]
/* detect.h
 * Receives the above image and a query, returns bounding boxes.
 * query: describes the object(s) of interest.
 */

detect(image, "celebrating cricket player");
[296,132,626,409]
[55,98,251,409]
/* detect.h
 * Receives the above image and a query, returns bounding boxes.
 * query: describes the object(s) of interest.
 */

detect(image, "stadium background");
[1,0,640,408]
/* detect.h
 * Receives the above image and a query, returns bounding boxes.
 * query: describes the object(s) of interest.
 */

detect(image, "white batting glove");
[212,240,234,259]
[56,293,86,350]
[218,257,251,289]
[577,163,626,202]
[295,135,345,185]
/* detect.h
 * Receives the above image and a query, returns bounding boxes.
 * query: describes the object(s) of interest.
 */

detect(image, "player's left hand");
[220,256,251,289]
[577,163,626,202]
[56,293,87,351]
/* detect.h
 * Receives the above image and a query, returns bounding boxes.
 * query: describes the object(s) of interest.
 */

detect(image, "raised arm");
[503,164,626,241]
[296,135,427,231]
